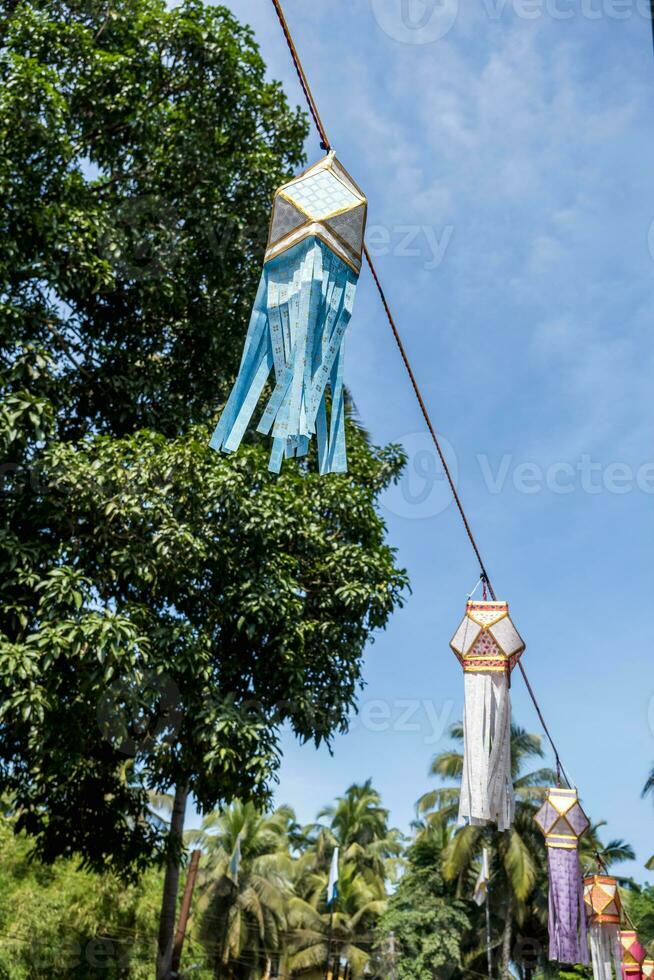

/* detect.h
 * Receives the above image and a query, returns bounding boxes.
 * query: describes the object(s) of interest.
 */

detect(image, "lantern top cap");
[276,152,367,210]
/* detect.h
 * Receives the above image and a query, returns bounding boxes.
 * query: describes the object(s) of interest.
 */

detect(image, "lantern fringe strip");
[460,672,514,831]
[211,239,356,474]
[589,924,622,980]
[547,846,589,966]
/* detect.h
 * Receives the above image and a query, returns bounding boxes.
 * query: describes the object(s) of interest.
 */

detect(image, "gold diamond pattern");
[535,788,589,848]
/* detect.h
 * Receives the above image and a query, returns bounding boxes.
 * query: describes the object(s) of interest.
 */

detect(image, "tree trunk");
[500,894,514,980]
[156,782,189,980]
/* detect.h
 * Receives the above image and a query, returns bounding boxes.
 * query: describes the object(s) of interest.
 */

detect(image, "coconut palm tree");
[194,801,294,980]
[306,780,404,887]
[416,723,557,980]
[642,769,654,870]
[292,782,401,979]
[288,861,386,979]
[581,821,635,881]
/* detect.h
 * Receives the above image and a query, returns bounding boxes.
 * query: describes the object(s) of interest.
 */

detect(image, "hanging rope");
[269,0,583,801]
[270,0,330,150]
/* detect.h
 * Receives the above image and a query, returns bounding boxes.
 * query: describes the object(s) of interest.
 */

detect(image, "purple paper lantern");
[535,787,590,966]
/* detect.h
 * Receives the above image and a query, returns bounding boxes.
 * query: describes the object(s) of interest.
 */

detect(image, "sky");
[212,0,654,881]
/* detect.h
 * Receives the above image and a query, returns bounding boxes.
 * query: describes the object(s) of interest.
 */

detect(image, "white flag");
[228,833,242,885]
[473,847,490,906]
[327,846,339,906]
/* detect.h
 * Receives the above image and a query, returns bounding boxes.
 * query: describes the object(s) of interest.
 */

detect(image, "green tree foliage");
[194,801,294,979]
[0,0,309,438]
[192,783,405,980]
[0,0,409,859]
[378,830,470,980]
[0,1,408,973]
[625,885,654,954]
[0,773,638,978]
[0,811,207,979]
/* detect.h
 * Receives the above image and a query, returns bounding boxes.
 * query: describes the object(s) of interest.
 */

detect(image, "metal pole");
[171,849,201,977]
[389,932,397,980]
[485,883,493,979]
[324,908,334,980]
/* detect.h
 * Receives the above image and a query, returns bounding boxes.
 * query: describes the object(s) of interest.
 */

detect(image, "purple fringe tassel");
[548,846,588,965]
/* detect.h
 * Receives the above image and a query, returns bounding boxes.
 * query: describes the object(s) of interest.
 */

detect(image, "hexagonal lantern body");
[584,875,622,926]
[621,931,647,977]
[535,787,590,850]
[265,152,367,275]
[450,600,525,675]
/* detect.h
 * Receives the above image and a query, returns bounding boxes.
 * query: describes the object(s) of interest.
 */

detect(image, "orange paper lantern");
[584,876,623,980]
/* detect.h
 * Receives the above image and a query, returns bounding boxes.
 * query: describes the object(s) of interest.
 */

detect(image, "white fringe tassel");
[588,923,622,980]
[459,672,514,831]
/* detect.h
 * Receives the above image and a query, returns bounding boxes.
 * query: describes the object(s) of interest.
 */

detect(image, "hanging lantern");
[211,152,367,474]
[584,875,623,980]
[620,931,646,979]
[450,599,525,831]
[535,787,589,965]
[642,961,654,979]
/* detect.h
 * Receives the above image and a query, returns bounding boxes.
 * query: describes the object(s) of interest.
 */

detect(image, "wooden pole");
[171,849,202,977]
[157,784,189,980]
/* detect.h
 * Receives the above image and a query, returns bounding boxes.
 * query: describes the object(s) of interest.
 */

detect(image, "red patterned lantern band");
[450,600,525,831]
[584,876,623,980]
[620,931,646,980]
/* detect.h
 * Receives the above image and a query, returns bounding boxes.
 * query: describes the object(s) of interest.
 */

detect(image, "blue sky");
[216,0,654,880]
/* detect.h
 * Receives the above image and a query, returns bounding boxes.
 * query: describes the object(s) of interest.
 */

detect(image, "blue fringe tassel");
[210,238,357,474]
